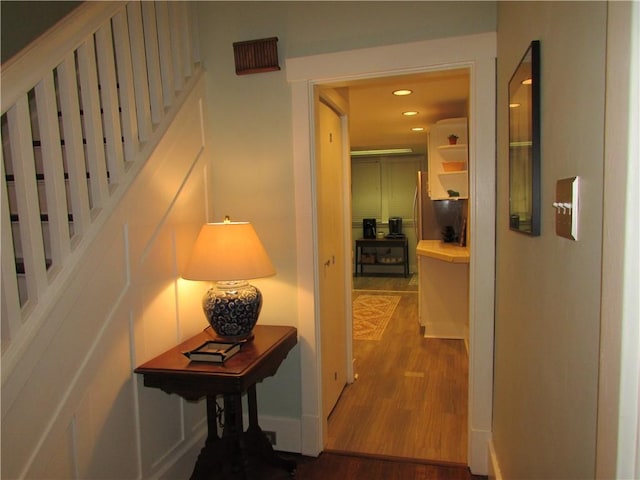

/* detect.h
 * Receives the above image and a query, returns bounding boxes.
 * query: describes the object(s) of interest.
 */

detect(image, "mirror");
[509,40,541,235]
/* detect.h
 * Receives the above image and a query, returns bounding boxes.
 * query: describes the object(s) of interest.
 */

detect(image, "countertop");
[416,240,470,264]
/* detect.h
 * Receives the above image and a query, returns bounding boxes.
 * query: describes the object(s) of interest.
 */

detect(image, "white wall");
[493,2,607,477]
[1,77,211,479]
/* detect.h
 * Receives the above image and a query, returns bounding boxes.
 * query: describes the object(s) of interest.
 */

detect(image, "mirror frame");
[508,40,541,236]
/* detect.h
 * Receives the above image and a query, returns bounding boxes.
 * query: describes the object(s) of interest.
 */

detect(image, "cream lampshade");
[182,218,275,341]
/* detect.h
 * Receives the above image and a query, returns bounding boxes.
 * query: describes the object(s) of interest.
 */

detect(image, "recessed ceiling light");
[411,127,425,132]
[402,111,419,116]
[393,89,413,96]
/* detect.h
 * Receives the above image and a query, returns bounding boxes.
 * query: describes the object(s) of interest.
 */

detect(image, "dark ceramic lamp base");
[202,281,262,341]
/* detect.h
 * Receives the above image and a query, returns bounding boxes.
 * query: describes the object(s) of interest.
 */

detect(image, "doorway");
[286,32,496,474]
[319,71,470,464]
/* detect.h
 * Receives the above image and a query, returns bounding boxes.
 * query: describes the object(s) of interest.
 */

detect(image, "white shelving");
[438,144,468,162]
[428,118,469,199]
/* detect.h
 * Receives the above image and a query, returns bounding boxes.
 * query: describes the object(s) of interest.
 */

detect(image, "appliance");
[182,217,276,341]
[387,217,404,238]
[363,218,377,239]
[414,171,466,243]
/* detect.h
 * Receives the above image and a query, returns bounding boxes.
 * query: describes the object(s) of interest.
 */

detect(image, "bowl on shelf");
[442,161,466,172]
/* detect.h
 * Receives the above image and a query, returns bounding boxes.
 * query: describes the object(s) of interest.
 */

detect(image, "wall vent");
[233,37,280,75]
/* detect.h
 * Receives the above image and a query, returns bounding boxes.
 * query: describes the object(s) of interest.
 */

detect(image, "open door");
[316,98,349,421]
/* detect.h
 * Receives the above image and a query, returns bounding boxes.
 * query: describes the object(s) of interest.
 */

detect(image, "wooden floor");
[289,452,484,479]
[326,275,469,465]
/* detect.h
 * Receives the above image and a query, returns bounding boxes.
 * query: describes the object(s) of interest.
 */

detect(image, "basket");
[360,253,376,264]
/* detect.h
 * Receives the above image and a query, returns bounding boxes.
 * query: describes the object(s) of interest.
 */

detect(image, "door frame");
[286,32,497,474]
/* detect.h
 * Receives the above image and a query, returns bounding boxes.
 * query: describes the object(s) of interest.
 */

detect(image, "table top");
[135,325,297,400]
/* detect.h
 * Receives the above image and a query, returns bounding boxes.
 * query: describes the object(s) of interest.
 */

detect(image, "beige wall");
[493,2,607,477]
[195,0,496,419]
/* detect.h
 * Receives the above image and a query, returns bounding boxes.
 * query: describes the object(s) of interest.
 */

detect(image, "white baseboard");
[153,427,206,480]
[468,428,491,475]
[249,414,302,453]
[162,415,303,479]
[300,413,322,457]
[423,321,468,340]
[488,439,504,480]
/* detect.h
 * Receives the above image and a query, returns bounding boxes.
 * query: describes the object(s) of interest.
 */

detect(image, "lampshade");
[182,222,275,281]
[182,220,275,342]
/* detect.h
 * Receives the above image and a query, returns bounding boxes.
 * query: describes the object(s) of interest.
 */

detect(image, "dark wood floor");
[326,275,469,464]
[261,451,485,479]
[292,452,485,479]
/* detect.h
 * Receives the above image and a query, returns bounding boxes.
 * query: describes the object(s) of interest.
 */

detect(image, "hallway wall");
[493,2,607,477]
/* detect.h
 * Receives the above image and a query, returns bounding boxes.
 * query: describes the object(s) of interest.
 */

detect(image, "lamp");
[182,217,275,341]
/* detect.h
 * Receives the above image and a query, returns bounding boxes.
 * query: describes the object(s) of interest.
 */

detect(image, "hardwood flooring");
[259,452,484,479]
[326,275,468,465]
[290,452,484,479]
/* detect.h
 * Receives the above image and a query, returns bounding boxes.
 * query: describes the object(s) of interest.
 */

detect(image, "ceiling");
[331,68,470,156]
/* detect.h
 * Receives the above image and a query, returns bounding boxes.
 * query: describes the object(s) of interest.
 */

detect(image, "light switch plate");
[554,177,579,240]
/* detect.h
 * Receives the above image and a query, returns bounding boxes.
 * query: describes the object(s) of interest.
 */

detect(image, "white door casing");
[287,32,497,474]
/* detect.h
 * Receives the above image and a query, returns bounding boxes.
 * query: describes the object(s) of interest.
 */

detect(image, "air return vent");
[233,37,280,75]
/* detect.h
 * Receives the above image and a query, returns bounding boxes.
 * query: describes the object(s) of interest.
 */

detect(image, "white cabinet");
[427,117,469,200]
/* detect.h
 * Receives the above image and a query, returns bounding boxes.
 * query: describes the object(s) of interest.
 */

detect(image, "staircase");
[1,1,202,376]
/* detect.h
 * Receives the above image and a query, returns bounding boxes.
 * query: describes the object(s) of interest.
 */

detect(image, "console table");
[354,237,409,277]
[134,325,297,479]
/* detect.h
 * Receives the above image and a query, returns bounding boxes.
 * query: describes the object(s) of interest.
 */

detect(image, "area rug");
[352,295,401,340]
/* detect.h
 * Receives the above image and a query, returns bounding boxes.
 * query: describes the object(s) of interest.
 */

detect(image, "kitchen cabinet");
[427,118,469,200]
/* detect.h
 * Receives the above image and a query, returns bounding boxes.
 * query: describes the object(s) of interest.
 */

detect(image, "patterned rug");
[352,295,401,341]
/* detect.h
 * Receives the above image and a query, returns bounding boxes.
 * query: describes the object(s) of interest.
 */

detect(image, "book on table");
[184,341,241,363]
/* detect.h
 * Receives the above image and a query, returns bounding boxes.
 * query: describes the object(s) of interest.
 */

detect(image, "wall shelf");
[438,144,468,162]
[428,118,469,200]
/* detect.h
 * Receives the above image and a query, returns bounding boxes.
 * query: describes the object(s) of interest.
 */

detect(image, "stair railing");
[1,1,201,371]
